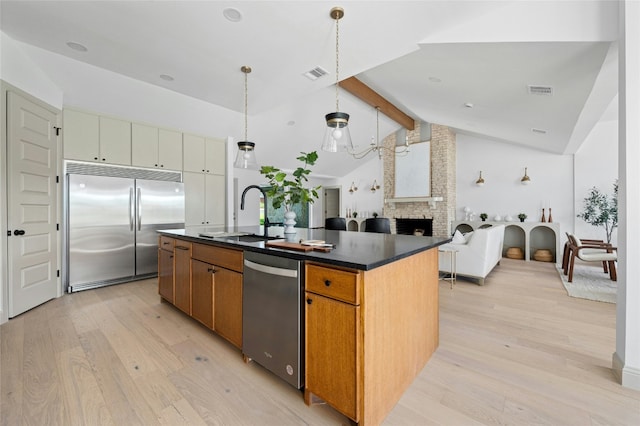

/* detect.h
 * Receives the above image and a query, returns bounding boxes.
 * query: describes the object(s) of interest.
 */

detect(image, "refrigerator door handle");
[137,188,142,231]
[129,187,134,231]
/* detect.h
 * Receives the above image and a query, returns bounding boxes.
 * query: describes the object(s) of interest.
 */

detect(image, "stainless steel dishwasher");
[242,251,304,388]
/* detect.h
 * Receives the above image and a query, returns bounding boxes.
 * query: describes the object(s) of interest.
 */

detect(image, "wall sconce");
[370,179,380,193]
[349,182,358,193]
[475,171,485,186]
[521,167,531,185]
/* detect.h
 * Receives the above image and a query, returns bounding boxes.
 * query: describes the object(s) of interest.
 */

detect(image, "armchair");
[564,233,617,283]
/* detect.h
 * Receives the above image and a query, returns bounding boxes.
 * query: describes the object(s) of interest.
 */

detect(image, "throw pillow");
[451,230,466,244]
[463,231,474,243]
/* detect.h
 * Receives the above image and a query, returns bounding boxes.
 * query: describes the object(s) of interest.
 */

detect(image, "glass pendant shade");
[234,141,258,169]
[322,112,353,152]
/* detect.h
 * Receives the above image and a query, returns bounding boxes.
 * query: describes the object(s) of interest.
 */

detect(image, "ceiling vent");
[528,85,553,96]
[531,128,547,135]
[303,66,329,81]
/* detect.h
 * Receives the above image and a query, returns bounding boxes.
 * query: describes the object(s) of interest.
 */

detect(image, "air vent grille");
[531,128,547,135]
[528,85,553,96]
[303,66,329,81]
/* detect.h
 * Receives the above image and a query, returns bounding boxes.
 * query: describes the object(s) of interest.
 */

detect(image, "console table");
[451,221,561,263]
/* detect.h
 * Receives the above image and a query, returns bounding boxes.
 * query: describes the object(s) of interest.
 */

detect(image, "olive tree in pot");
[577,180,618,244]
[260,151,320,234]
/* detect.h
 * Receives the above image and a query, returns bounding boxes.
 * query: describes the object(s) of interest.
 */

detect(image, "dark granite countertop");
[158,225,450,271]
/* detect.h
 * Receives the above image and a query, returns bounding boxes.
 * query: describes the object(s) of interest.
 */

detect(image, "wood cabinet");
[304,248,439,425]
[132,124,183,170]
[184,172,226,227]
[63,109,131,165]
[305,264,361,421]
[191,258,215,329]
[158,236,175,303]
[159,237,243,349]
[183,134,226,174]
[173,240,192,315]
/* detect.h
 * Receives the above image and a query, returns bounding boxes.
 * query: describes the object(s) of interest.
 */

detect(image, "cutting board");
[266,241,333,253]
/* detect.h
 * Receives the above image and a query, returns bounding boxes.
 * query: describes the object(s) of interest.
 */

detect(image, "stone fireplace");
[381,122,456,238]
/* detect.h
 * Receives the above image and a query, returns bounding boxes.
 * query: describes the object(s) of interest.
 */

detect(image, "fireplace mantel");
[385,196,443,208]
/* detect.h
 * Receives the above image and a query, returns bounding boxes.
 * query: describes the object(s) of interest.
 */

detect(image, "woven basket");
[506,247,524,260]
[533,249,553,262]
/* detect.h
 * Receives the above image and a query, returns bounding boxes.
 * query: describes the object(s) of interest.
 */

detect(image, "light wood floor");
[2,258,640,425]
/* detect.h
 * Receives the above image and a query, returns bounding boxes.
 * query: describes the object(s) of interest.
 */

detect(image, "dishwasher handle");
[244,259,298,278]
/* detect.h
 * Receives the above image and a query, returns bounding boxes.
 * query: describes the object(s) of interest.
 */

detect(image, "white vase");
[284,210,297,234]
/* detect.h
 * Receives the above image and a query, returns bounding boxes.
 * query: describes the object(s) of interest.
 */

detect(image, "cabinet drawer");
[192,243,243,273]
[306,264,361,305]
[159,235,175,251]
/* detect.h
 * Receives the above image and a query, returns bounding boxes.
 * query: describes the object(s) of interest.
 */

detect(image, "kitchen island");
[157,226,449,425]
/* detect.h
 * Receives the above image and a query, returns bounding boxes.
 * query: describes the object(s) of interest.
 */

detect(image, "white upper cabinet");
[132,124,182,170]
[98,116,131,165]
[183,134,225,174]
[63,109,99,161]
[64,110,131,165]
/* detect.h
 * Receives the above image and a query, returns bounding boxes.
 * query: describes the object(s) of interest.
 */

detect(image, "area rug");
[555,264,617,304]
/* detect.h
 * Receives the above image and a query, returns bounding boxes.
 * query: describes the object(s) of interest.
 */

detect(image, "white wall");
[456,134,574,239]
[574,97,619,244]
[325,155,385,219]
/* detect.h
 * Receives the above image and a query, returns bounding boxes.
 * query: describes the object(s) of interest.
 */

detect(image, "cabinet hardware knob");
[208,267,216,274]
[155,164,158,167]
[94,157,98,160]
[324,280,331,286]
[306,298,313,304]
[13,229,25,236]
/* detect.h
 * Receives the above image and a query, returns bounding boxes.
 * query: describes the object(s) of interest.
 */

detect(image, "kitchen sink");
[232,234,281,243]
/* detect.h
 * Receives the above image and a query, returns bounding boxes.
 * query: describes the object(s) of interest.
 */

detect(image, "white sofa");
[439,224,505,285]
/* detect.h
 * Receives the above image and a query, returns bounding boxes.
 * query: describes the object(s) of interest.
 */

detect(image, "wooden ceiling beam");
[339,76,415,131]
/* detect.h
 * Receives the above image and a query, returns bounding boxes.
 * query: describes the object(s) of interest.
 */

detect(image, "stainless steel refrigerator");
[65,162,184,292]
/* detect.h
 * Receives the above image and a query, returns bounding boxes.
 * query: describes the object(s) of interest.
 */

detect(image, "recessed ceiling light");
[160,74,174,81]
[428,77,442,83]
[223,7,243,22]
[287,121,296,126]
[66,41,88,52]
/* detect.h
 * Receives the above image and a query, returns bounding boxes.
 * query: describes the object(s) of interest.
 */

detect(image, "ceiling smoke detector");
[528,85,553,96]
[303,66,329,81]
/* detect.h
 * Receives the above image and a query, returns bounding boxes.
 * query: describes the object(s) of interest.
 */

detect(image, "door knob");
[13,229,25,236]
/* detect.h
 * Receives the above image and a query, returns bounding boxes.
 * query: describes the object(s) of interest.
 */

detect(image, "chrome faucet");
[240,185,270,237]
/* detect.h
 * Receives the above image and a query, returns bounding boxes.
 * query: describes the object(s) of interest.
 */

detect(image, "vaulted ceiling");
[0,1,619,177]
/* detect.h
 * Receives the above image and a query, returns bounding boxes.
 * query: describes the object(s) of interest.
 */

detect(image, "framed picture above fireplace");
[394,141,430,197]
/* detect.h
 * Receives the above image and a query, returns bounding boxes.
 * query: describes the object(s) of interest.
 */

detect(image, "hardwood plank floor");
[2,258,639,425]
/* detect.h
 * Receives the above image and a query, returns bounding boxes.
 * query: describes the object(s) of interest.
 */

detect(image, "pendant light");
[321,6,354,153]
[234,65,258,169]
[521,167,531,185]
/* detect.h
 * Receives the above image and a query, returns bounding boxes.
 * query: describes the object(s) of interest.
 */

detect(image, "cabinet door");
[305,292,360,421]
[174,242,191,314]
[99,116,131,165]
[205,137,226,175]
[63,109,99,161]
[183,133,206,173]
[214,267,242,348]
[158,248,174,303]
[131,123,159,168]
[205,174,226,226]
[183,172,206,226]
[158,129,183,170]
[191,259,214,329]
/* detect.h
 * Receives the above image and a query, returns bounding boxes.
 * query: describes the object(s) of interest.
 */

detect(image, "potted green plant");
[518,213,527,222]
[577,180,618,243]
[352,211,358,218]
[479,213,488,222]
[260,151,320,234]
[372,212,379,218]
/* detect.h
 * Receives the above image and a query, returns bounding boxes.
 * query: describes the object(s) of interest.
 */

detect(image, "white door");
[7,91,59,317]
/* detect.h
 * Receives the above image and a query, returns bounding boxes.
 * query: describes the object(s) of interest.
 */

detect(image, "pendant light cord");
[335,14,340,112]
[244,70,249,141]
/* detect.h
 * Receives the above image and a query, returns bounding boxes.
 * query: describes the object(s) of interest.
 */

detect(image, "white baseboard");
[612,351,640,391]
